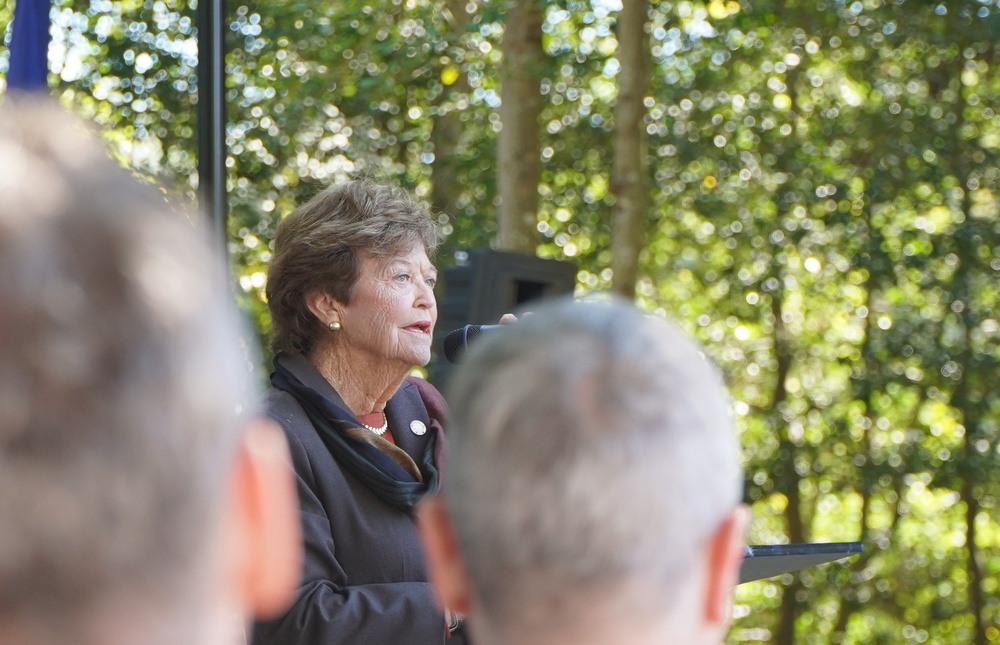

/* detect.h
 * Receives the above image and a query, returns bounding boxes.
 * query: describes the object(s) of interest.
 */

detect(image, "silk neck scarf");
[271,358,440,514]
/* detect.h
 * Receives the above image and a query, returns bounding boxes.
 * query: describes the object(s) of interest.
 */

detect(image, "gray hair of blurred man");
[0,99,299,645]
[419,297,747,645]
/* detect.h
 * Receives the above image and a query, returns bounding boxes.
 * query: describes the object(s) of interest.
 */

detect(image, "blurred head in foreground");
[419,297,748,645]
[0,98,300,645]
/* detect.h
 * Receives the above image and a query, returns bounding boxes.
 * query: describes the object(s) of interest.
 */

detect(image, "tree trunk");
[430,0,472,219]
[771,286,806,645]
[831,208,878,644]
[949,47,989,645]
[950,262,987,645]
[496,0,544,252]
[610,0,649,298]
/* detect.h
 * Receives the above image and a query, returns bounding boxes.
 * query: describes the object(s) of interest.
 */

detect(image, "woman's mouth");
[404,321,432,334]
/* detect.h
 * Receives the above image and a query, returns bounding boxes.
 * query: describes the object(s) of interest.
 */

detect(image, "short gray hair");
[443,297,742,636]
[0,99,253,640]
[266,179,439,356]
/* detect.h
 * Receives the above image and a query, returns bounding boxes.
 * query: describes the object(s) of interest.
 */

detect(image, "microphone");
[442,324,502,363]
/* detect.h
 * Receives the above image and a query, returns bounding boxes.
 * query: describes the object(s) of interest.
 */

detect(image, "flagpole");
[7,0,52,91]
[196,0,228,250]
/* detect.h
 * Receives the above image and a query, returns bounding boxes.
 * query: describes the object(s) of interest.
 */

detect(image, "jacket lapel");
[385,379,431,464]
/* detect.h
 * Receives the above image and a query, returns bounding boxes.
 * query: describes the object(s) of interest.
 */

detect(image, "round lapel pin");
[410,420,427,436]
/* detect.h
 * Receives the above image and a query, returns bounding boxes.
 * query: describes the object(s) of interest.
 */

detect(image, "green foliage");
[2,0,998,642]
[631,1,1000,643]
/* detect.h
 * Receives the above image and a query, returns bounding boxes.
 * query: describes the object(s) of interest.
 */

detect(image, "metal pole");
[196,0,227,247]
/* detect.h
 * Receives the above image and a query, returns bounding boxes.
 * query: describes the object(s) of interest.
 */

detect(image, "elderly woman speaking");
[252,180,466,644]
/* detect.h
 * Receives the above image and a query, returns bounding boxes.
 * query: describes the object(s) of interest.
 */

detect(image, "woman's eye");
[426,277,437,287]
[394,273,410,283]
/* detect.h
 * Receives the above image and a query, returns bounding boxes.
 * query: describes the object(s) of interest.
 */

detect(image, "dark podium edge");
[739,541,864,584]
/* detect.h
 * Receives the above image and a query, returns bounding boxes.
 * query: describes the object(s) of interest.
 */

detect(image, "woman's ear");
[225,419,302,619]
[305,291,342,329]
[704,504,750,625]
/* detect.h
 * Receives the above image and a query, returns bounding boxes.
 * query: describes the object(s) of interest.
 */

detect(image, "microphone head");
[442,324,501,363]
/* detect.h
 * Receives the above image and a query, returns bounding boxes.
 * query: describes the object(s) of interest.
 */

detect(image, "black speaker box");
[430,249,576,386]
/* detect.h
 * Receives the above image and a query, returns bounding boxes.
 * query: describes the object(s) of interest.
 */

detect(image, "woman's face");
[336,243,438,368]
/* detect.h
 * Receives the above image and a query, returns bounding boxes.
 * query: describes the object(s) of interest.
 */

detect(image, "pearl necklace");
[361,414,388,436]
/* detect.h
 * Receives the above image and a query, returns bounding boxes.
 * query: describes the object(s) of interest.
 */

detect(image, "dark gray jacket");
[251,354,466,645]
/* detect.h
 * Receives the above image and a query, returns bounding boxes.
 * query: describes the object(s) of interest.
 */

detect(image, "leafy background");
[2,0,998,642]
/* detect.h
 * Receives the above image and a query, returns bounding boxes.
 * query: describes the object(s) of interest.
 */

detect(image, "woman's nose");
[415,279,435,308]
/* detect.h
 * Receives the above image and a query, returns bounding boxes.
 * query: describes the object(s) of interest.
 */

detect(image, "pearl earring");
[328,321,341,332]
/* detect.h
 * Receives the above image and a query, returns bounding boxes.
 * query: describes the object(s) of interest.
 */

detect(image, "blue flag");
[7,0,52,91]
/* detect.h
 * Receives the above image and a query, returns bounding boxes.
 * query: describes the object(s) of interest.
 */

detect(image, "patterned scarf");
[270,359,440,514]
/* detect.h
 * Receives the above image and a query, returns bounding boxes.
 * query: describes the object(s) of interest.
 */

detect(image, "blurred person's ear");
[704,504,750,625]
[416,497,473,615]
[225,418,302,618]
